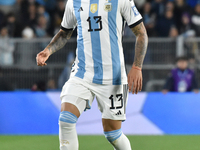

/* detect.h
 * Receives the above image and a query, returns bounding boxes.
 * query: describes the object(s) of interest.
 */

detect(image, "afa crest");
[104,2,112,12]
[90,4,98,13]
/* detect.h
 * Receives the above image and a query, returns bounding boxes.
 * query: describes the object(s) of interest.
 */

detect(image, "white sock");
[59,111,78,150]
[112,133,132,150]
[104,129,131,150]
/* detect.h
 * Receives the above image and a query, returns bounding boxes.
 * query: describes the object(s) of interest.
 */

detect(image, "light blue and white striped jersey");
[61,0,142,85]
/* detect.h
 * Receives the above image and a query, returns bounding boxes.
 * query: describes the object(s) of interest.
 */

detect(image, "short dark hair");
[176,56,188,62]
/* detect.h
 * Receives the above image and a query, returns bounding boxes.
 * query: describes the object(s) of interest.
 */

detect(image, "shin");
[59,111,78,150]
[104,129,132,150]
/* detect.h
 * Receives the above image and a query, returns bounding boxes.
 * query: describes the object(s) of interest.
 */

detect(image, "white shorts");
[60,76,128,121]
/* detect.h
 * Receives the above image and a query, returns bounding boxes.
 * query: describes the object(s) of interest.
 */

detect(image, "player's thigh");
[60,77,94,118]
[94,84,129,124]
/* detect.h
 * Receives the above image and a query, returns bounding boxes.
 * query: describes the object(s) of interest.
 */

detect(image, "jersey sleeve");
[121,0,143,28]
[61,0,77,30]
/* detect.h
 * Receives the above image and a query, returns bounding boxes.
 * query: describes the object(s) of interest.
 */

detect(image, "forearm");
[131,23,148,68]
[134,33,148,68]
[46,29,73,55]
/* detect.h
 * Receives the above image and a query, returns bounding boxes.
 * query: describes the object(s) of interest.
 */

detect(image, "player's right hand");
[36,49,50,66]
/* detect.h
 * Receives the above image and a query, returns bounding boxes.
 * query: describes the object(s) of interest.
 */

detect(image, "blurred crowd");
[0,0,67,39]
[0,0,200,38]
[0,0,69,65]
[138,0,200,37]
[125,0,200,37]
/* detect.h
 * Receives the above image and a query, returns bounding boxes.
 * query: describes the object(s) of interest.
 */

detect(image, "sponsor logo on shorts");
[115,110,122,115]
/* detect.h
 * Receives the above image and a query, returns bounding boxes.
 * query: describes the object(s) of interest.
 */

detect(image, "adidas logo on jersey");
[78,7,83,12]
[115,110,122,115]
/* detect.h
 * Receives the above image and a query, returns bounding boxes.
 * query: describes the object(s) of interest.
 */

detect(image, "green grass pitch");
[0,135,200,150]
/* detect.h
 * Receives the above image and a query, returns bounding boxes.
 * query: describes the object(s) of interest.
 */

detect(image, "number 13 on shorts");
[96,84,129,121]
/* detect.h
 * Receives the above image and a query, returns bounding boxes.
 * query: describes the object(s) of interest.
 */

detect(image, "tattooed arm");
[36,29,73,66]
[47,29,73,55]
[131,22,148,68]
[128,22,148,94]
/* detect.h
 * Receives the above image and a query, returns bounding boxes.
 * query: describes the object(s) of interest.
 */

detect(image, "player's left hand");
[128,65,142,94]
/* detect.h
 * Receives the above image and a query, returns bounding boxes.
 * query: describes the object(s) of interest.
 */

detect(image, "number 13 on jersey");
[87,16,102,32]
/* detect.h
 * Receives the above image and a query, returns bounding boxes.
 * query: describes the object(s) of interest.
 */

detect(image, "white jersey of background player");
[36,0,148,149]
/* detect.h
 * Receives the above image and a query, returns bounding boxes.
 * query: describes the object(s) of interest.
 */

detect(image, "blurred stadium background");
[1,0,200,150]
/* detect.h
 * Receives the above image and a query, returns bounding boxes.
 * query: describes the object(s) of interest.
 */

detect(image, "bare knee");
[61,102,80,118]
[102,119,122,132]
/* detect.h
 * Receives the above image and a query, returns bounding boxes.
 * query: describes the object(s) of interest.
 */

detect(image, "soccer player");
[36,0,148,149]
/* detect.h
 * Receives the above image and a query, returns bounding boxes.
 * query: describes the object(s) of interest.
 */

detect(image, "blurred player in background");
[162,56,198,93]
[36,0,148,149]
